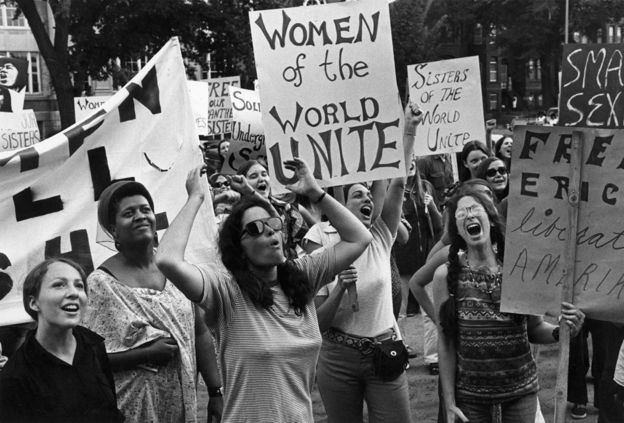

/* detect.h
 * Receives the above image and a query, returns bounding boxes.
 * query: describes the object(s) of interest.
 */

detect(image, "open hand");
[283,158,323,200]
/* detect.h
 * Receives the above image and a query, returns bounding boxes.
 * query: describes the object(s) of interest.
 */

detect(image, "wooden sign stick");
[554,130,584,423]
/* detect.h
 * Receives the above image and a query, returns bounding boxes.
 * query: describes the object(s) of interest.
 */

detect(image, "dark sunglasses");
[485,166,508,178]
[241,217,283,238]
[212,181,230,189]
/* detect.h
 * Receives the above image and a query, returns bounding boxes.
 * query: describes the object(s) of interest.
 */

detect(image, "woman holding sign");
[302,103,422,423]
[155,158,372,422]
[432,187,585,423]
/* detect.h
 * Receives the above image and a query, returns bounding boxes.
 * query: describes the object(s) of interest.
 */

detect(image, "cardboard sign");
[249,0,405,192]
[560,44,624,128]
[187,80,209,137]
[74,96,111,122]
[220,140,267,175]
[408,56,485,156]
[502,125,624,322]
[207,76,240,136]
[0,38,217,326]
[0,110,40,152]
[229,86,264,142]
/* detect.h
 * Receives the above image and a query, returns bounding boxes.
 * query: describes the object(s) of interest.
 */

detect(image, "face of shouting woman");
[345,184,374,229]
[240,206,286,271]
[245,163,271,199]
[454,195,491,249]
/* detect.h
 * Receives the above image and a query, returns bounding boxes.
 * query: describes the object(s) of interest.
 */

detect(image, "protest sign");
[0,57,28,112]
[407,56,485,156]
[207,76,240,137]
[219,87,266,174]
[0,110,40,152]
[249,0,405,192]
[502,125,624,322]
[0,38,217,326]
[74,96,111,121]
[560,44,624,128]
[188,80,209,137]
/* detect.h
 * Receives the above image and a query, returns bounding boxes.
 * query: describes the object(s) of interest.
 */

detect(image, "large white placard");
[408,56,485,156]
[0,38,217,326]
[250,0,405,192]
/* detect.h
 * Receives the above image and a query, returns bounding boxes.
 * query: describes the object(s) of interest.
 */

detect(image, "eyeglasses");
[212,181,230,189]
[241,217,283,238]
[485,166,508,178]
[455,204,486,220]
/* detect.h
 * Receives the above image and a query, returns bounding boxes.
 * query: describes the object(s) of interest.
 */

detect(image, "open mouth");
[466,222,482,236]
[61,304,79,312]
[360,205,372,217]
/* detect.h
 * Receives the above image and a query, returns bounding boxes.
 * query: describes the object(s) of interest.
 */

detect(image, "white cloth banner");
[74,96,111,122]
[250,0,405,192]
[187,80,209,137]
[0,38,217,326]
[408,56,485,156]
[0,110,40,152]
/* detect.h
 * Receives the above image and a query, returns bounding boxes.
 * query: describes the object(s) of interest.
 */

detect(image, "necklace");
[465,256,502,296]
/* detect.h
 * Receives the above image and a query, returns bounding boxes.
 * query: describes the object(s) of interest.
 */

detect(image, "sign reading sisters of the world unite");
[249,0,405,192]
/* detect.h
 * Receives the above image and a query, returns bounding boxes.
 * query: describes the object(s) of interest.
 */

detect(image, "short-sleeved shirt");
[0,326,123,423]
[614,339,624,387]
[196,247,336,423]
[305,219,396,338]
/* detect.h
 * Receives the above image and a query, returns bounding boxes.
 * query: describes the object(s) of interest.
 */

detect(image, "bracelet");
[552,326,560,342]
[208,386,223,398]
[313,191,326,204]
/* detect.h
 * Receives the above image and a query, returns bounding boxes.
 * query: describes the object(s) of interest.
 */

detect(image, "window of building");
[608,25,616,43]
[488,93,498,111]
[527,59,536,81]
[597,28,603,43]
[473,23,483,45]
[536,59,542,81]
[488,57,498,83]
[1,6,28,28]
[0,51,41,94]
[500,64,508,89]
[617,26,622,43]
[488,24,497,44]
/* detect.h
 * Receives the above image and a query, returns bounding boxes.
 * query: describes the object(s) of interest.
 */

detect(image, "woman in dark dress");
[0,258,123,423]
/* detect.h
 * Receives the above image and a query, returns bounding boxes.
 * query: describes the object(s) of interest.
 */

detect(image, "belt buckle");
[360,337,375,354]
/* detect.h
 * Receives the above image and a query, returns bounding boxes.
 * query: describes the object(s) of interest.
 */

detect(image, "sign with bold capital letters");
[0,38,218,326]
[559,44,624,128]
[207,76,240,137]
[249,0,405,193]
[0,110,41,152]
[502,125,624,322]
[407,56,485,156]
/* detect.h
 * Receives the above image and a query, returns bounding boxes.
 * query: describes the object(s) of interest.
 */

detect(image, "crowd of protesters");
[0,96,623,423]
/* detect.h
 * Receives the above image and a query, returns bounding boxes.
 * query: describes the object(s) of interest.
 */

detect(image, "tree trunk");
[16,0,76,129]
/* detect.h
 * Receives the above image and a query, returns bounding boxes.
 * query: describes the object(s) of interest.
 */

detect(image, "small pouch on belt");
[372,339,409,382]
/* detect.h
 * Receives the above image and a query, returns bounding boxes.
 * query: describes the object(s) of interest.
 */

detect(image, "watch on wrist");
[208,386,223,398]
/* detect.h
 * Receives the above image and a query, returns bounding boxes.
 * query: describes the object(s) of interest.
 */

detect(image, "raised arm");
[155,166,208,303]
[381,102,423,235]
[284,158,372,273]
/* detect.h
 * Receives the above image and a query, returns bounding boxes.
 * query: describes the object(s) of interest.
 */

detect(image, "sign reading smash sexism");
[249,0,405,191]
[408,56,485,156]
[560,44,624,128]
[502,126,624,322]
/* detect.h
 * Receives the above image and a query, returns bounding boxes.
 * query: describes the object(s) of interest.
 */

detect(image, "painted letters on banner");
[207,76,240,137]
[559,44,624,128]
[249,0,405,192]
[408,56,485,156]
[502,125,624,322]
[0,38,217,326]
[0,110,40,152]
[74,96,111,122]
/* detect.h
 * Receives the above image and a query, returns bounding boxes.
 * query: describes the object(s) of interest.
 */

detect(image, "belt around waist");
[325,327,396,354]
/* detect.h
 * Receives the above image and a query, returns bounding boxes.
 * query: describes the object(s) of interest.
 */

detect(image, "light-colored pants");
[316,340,412,423]
[423,283,438,364]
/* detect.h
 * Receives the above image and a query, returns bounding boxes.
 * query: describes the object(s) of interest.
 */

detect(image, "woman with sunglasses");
[476,157,509,203]
[209,173,240,226]
[155,158,372,423]
[432,187,585,423]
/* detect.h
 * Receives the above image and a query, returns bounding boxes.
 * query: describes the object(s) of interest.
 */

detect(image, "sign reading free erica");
[249,0,405,192]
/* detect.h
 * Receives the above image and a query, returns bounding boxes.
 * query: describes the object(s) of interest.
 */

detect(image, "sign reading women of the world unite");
[249,0,405,192]
[501,125,624,323]
[407,56,485,156]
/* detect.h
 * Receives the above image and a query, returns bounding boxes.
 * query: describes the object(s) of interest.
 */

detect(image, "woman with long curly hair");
[432,188,585,423]
[155,158,372,422]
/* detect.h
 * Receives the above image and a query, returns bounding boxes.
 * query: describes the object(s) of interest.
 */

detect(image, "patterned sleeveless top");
[455,264,538,404]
